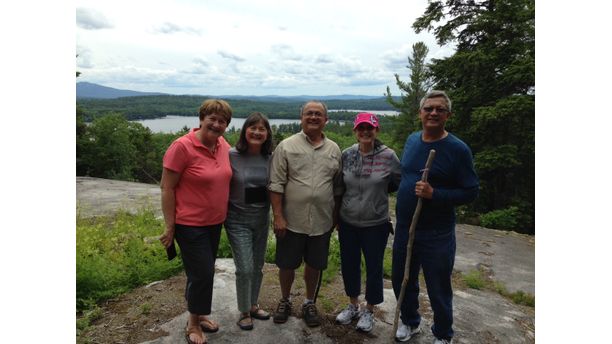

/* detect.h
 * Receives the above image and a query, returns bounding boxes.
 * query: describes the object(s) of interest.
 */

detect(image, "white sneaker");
[335,303,359,324]
[395,323,420,342]
[433,338,452,344]
[356,308,374,332]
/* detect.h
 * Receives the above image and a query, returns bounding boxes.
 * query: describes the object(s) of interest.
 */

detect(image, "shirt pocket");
[287,152,310,177]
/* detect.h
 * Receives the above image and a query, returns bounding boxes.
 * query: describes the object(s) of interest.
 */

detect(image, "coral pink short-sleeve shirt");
[163,128,232,226]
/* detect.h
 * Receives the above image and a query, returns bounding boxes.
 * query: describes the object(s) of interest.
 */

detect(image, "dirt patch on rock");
[78,265,472,344]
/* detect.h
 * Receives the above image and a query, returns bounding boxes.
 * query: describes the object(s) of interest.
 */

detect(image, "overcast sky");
[76,0,455,96]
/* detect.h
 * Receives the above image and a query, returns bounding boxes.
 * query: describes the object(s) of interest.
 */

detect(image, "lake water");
[134,116,301,133]
[134,110,398,133]
[329,109,399,116]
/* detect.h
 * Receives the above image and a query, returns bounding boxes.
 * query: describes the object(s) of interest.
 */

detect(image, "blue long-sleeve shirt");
[395,131,479,231]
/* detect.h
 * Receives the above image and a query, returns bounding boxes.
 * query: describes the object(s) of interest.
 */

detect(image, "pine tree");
[413,0,535,232]
[385,42,432,153]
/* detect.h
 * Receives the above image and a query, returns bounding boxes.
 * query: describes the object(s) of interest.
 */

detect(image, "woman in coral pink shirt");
[159,99,233,344]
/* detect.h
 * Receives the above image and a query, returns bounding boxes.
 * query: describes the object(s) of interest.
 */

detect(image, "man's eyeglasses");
[303,111,325,118]
[422,106,449,114]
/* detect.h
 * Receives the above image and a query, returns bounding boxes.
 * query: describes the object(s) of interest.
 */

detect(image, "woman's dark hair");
[235,112,273,155]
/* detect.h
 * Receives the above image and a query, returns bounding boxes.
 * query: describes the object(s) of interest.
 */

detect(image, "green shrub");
[383,248,393,279]
[264,232,276,264]
[217,229,233,258]
[76,306,103,334]
[510,291,535,307]
[322,233,341,284]
[480,206,520,230]
[494,282,535,307]
[463,269,486,290]
[76,210,183,312]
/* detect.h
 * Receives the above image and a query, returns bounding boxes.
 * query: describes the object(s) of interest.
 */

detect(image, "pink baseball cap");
[353,112,379,130]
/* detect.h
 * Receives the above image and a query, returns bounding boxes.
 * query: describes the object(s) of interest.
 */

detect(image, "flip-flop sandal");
[250,307,271,320]
[237,314,254,331]
[185,322,207,344]
[199,317,219,333]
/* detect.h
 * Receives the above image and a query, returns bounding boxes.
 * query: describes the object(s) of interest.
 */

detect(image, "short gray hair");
[419,90,452,112]
[300,100,328,116]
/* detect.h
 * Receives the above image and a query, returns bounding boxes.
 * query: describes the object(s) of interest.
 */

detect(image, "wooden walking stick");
[392,149,436,340]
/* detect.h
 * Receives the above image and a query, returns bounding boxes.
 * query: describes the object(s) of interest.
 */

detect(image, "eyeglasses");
[303,110,325,118]
[422,106,449,114]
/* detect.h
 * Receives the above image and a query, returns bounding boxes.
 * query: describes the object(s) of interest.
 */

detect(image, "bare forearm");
[161,187,176,230]
[270,191,288,237]
[270,191,284,218]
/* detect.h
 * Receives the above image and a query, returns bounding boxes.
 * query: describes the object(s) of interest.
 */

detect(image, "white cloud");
[76,8,113,30]
[75,0,454,96]
[218,50,246,62]
[152,22,202,35]
[76,46,94,68]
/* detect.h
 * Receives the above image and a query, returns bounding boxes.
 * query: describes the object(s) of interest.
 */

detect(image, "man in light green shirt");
[268,100,343,327]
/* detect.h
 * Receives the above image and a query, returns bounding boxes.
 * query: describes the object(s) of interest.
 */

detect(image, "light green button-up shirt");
[268,131,343,236]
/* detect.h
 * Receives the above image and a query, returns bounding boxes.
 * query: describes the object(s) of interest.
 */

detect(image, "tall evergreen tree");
[413,0,535,232]
[385,42,432,152]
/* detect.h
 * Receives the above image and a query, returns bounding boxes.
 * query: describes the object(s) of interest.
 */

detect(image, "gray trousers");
[224,205,270,312]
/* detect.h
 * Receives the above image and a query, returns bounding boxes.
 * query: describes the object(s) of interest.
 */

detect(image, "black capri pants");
[174,223,222,315]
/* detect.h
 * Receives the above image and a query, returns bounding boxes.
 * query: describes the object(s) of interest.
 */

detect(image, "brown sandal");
[237,313,253,330]
[185,322,207,344]
[198,316,219,333]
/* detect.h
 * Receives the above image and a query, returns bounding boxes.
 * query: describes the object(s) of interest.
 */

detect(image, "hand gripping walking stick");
[392,149,436,340]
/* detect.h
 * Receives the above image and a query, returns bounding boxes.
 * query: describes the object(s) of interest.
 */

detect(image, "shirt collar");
[299,130,326,147]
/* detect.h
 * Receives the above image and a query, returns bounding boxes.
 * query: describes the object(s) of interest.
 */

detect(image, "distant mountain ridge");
[77,82,167,99]
[76,82,385,101]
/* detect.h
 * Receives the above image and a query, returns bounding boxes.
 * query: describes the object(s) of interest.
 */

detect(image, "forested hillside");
[77,95,396,121]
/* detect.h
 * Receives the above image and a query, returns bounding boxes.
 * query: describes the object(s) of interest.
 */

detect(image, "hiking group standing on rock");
[159,91,479,344]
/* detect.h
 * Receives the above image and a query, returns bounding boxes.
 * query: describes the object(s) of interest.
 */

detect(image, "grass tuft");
[463,269,486,290]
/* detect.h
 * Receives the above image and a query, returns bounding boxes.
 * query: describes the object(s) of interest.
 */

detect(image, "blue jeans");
[224,206,270,312]
[338,220,390,305]
[392,226,456,341]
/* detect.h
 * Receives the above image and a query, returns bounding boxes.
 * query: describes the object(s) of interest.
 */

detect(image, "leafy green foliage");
[76,210,183,312]
[264,231,277,264]
[411,0,535,232]
[383,248,393,279]
[76,110,184,183]
[216,229,233,259]
[322,233,341,284]
[480,206,520,230]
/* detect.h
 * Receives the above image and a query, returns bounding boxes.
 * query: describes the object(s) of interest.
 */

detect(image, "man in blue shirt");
[393,90,479,344]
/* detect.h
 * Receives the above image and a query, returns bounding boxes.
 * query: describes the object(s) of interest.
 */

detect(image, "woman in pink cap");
[335,112,401,333]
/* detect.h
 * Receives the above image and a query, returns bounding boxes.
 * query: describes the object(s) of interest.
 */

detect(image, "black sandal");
[237,314,253,330]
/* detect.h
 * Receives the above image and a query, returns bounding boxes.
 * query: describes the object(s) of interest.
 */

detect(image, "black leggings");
[174,223,222,315]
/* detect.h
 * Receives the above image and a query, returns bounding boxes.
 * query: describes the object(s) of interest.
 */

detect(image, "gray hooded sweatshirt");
[339,143,401,228]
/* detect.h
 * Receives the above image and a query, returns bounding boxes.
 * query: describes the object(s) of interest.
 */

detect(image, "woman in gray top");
[225,112,273,330]
[335,113,401,333]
